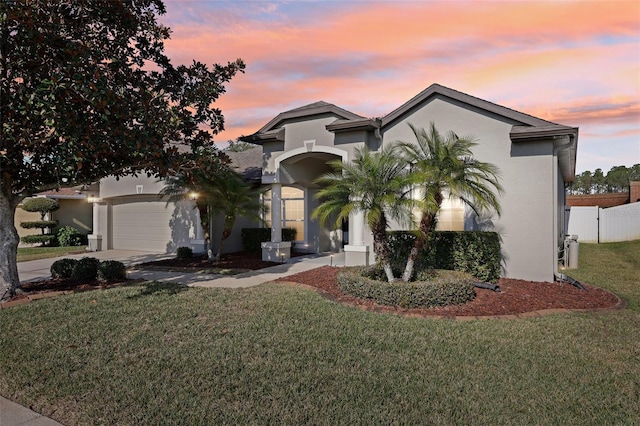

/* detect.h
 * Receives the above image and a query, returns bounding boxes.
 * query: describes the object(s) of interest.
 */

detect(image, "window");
[263,186,305,241]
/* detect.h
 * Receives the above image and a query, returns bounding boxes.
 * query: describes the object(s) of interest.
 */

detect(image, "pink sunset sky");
[160,0,640,174]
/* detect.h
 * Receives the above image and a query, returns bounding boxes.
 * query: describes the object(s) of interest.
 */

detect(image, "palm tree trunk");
[215,216,234,261]
[402,193,442,282]
[371,215,396,282]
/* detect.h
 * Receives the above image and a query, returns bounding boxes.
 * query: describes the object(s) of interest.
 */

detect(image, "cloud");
[158,0,640,172]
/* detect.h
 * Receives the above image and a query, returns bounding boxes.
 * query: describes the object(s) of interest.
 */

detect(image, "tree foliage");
[0,0,244,299]
[225,139,258,153]
[396,123,503,282]
[160,145,264,260]
[313,145,415,282]
[568,164,640,194]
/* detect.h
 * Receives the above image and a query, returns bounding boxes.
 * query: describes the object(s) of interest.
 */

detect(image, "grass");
[17,246,88,262]
[1,242,639,425]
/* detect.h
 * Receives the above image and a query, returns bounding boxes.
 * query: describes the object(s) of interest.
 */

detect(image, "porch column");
[271,183,282,243]
[261,182,291,262]
[87,198,103,252]
[344,208,369,266]
[190,204,206,254]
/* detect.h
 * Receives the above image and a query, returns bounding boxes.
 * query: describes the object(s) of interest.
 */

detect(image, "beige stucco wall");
[100,175,166,199]
[54,199,92,233]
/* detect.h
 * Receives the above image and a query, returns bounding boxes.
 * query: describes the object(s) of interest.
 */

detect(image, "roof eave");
[511,126,579,182]
[326,118,381,133]
[239,127,285,145]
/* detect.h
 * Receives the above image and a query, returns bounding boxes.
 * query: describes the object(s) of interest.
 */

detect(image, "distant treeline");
[568,164,640,195]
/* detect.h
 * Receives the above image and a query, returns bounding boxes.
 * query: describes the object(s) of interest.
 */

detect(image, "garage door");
[111,200,174,252]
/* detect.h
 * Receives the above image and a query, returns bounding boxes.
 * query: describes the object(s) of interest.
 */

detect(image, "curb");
[0,291,69,309]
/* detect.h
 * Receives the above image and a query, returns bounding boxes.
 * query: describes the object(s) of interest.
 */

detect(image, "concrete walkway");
[6,249,342,426]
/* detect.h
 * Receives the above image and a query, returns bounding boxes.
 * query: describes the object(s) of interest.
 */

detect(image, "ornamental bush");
[176,246,193,259]
[72,257,100,281]
[19,197,60,246]
[57,226,84,247]
[21,234,58,246]
[98,260,127,282]
[51,258,78,279]
[337,266,476,309]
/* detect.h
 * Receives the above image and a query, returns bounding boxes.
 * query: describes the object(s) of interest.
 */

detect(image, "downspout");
[553,136,573,280]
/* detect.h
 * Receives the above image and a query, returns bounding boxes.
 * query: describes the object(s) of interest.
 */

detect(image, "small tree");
[226,139,258,153]
[313,145,414,282]
[20,198,60,246]
[397,123,503,282]
[160,145,232,259]
[209,171,265,261]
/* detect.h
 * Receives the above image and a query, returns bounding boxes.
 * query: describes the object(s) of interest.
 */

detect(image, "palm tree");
[397,122,504,282]
[312,145,414,282]
[208,171,264,260]
[159,170,219,259]
[160,144,264,260]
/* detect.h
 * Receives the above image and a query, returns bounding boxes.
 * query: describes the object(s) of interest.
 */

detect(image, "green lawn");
[17,246,88,262]
[1,241,639,425]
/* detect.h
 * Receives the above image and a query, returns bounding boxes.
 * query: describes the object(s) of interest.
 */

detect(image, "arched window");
[263,186,305,241]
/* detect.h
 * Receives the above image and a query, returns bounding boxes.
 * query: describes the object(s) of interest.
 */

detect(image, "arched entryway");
[261,147,347,260]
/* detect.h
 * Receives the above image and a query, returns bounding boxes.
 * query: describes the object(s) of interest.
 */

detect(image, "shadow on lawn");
[127,281,189,299]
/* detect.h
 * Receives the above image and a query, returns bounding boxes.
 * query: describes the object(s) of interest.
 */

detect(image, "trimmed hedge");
[21,234,57,245]
[241,228,297,252]
[50,258,127,282]
[98,260,127,282]
[20,220,59,229]
[72,257,100,281]
[51,258,77,279]
[337,266,476,309]
[176,246,193,259]
[388,231,501,283]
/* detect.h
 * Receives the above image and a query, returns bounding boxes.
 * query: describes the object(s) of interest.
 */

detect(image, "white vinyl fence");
[567,203,640,243]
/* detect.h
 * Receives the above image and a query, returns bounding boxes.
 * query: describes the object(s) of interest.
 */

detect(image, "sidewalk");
[0,396,63,426]
[7,249,340,426]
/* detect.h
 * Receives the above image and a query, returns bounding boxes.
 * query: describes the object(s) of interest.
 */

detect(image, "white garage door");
[111,200,174,252]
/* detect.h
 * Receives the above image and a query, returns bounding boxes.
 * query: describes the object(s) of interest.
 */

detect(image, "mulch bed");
[6,252,623,318]
[276,266,623,318]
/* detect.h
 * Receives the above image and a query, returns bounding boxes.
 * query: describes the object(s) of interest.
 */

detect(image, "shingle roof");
[225,146,263,182]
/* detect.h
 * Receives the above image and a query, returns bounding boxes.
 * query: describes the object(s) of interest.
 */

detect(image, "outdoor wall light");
[189,192,198,201]
[87,195,100,203]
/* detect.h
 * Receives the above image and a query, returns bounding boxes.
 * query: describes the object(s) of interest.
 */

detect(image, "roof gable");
[382,83,561,129]
[258,101,364,133]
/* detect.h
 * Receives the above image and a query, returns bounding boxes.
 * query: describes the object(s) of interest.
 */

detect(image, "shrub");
[20,197,60,217]
[337,266,476,309]
[98,260,127,282]
[387,231,501,283]
[176,246,193,259]
[19,220,59,229]
[57,225,84,247]
[51,258,78,279]
[21,234,57,246]
[241,228,297,252]
[72,257,100,281]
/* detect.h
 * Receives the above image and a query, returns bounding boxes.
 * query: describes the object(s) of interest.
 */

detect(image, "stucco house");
[92,83,578,283]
